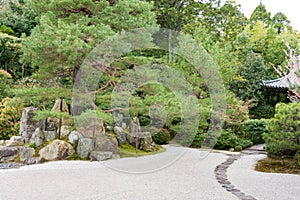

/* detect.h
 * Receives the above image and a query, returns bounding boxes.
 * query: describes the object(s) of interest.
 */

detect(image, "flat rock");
[90,151,112,161]
[0,146,19,163]
[6,136,24,147]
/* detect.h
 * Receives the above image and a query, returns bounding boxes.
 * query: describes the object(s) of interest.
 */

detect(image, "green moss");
[118,142,165,158]
[67,153,89,161]
[255,157,300,175]
[32,140,52,156]
[107,131,116,137]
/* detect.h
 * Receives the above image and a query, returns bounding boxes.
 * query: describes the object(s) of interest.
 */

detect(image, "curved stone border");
[215,154,256,200]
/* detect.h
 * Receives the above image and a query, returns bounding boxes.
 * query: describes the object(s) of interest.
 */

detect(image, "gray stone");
[29,128,44,147]
[116,113,124,127]
[68,131,83,144]
[44,131,57,141]
[125,131,156,152]
[26,156,43,165]
[59,126,72,137]
[90,151,112,161]
[114,126,126,145]
[6,136,24,147]
[0,146,19,157]
[94,135,118,153]
[77,120,105,138]
[0,146,19,162]
[20,107,44,143]
[141,132,156,152]
[19,146,35,163]
[121,122,127,129]
[39,140,74,161]
[45,121,56,131]
[77,138,94,158]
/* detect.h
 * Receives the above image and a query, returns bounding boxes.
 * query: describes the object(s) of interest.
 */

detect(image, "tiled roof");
[262,71,300,91]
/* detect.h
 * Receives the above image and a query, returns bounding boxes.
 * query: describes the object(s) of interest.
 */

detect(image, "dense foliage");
[0,0,299,155]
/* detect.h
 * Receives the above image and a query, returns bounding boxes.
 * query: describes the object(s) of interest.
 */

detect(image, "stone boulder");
[59,126,72,137]
[20,107,44,143]
[45,121,56,131]
[77,120,105,138]
[94,135,118,154]
[39,140,74,161]
[125,132,156,152]
[90,151,112,161]
[0,146,19,163]
[141,132,156,152]
[29,128,44,147]
[6,136,24,147]
[44,131,57,142]
[114,126,126,145]
[68,131,83,144]
[77,138,94,158]
[19,146,35,163]
[26,156,43,165]
[49,98,71,127]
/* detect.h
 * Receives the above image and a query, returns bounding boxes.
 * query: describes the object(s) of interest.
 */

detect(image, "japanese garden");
[0,0,299,199]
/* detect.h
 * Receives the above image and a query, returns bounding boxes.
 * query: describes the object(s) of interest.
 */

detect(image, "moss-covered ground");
[255,157,300,175]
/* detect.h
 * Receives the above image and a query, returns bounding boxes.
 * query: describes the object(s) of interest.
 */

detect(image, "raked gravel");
[0,146,299,200]
[0,146,238,200]
[227,154,300,200]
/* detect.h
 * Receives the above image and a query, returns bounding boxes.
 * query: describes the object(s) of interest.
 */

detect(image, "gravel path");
[0,146,237,200]
[227,154,300,200]
[1,146,299,200]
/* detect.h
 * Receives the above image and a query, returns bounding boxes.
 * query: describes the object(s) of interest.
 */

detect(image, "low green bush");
[243,119,266,145]
[214,130,240,150]
[238,138,253,149]
[152,128,171,144]
[235,145,242,151]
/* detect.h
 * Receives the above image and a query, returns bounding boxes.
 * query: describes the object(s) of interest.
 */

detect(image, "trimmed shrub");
[152,128,171,144]
[263,103,300,157]
[214,130,240,150]
[235,145,242,151]
[243,119,267,145]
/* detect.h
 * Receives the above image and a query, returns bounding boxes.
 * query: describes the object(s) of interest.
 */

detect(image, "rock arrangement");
[0,102,157,169]
[215,154,256,200]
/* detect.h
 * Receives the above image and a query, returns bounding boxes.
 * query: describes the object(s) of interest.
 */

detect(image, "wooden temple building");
[262,69,300,102]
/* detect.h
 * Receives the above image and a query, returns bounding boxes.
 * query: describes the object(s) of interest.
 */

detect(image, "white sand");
[227,154,300,200]
[0,146,237,200]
